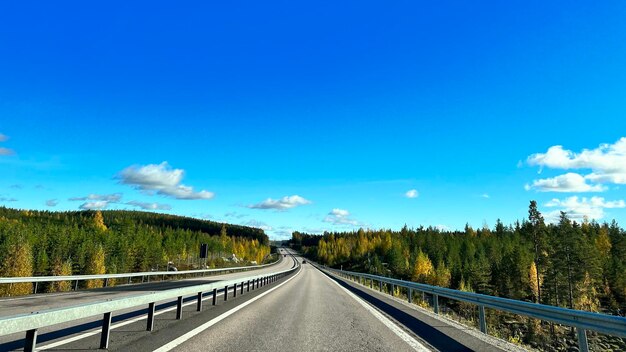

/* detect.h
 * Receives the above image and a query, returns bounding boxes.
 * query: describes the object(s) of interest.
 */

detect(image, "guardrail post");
[212,288,218,305]
[577,328,589,352]
[408,288,412,303]
[247,280,250,292]
[100,312,112,349]
[241,281,244,295]
[233,284,237,298]
[104,278,108,287]
[33,282,38,294]
[224,285,229,301]
[433,294,439,314]
[479,305,486,333]
[391,284,395,297]
[74,280,79,291]
[197,292,203,311]
[379,281,383,292]
[24,329,37,352]
[176,296,183,319]
[147,302,155,331]
[370,279,373,289]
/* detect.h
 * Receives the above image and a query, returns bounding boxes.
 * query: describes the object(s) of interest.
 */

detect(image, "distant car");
[302,260,307,264]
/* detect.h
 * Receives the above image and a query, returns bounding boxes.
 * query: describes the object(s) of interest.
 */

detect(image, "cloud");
[436,224,450,231]
[46,199,58,207]
[405,189,419,198]
[118,162,214,200]
[0,133,14,156]
[79,201,109,210]
[244,220,273,231]
[70,193,122,210]
[0,147,15,156]
[544,196,626,222]
[10,184,22,189]
[248,195,311,210]
[69,193,123,202]
[0,197,17,202]
[126,200,171,210]
[323,208,360,226]
[224,211,248,219]
[525,173,606,193]
[481,193,490,198]
[527,138,626,191]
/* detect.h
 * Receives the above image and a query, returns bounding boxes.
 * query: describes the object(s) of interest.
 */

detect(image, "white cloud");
[126,200,171,210]
[526,173,606,193]
[46,199,58,207]
[405,189,419,198]
[481,193,490,198]
[119,162,214,200]
[544,196,626,222]
[435,224,450,231]
[69,193,123,202]
[323,208,359,226]
[248,195,311,210]
[79,201,109,210]
[70,193,122,210]
[244,220,273,231]
[0,147,15,156]
[0,133,14,156]
[527,138,626,191]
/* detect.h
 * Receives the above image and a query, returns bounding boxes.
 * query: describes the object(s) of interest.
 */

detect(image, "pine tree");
[528,200,545,303]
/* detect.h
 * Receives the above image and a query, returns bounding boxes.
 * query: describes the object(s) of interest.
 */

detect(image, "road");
[2,250,521,351]
[0,254,293,350]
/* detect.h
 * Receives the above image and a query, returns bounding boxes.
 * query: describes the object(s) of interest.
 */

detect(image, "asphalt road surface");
[2,250,518,351]
[0,253,293,350]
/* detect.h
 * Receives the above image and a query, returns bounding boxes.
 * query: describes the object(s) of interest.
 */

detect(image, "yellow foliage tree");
[93,210,107,231]
[48,259,73,292]
[85,245,106,289]
[411,250,435,284]
[575,272,600,312]
[0,240,34,296]
[529,262,540,303]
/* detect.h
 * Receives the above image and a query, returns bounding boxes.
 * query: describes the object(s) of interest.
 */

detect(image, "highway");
[0,254,294,350]
[1,250,526,351]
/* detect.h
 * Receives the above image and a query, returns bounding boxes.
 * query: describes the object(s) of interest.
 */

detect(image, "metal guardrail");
[0,256,299,352]
[320,266,626,352]
[0,255,281,294]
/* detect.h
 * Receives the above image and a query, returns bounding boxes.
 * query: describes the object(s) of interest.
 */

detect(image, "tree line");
[291,201,626,315]
[0,207,271,295]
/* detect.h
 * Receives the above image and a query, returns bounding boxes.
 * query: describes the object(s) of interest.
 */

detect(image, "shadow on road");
[325,273,473,352]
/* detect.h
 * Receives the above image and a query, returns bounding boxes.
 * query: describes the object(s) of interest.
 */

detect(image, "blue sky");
[1,1,626,239]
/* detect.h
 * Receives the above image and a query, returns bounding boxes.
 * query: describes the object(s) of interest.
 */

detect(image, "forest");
[0,207,271,295]
[291,201,626,315]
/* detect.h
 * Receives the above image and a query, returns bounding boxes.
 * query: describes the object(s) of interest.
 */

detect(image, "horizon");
[2,1,626,240]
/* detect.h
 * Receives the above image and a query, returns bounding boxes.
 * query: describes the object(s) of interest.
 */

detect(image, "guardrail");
[0,256,299,352]
[320,266,626,352]
[0,255,282,294]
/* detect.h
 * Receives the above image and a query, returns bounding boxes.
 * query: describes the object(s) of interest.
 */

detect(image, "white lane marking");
[38,259,295,350]
[321,271,430,352]
[154,265,302,352]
